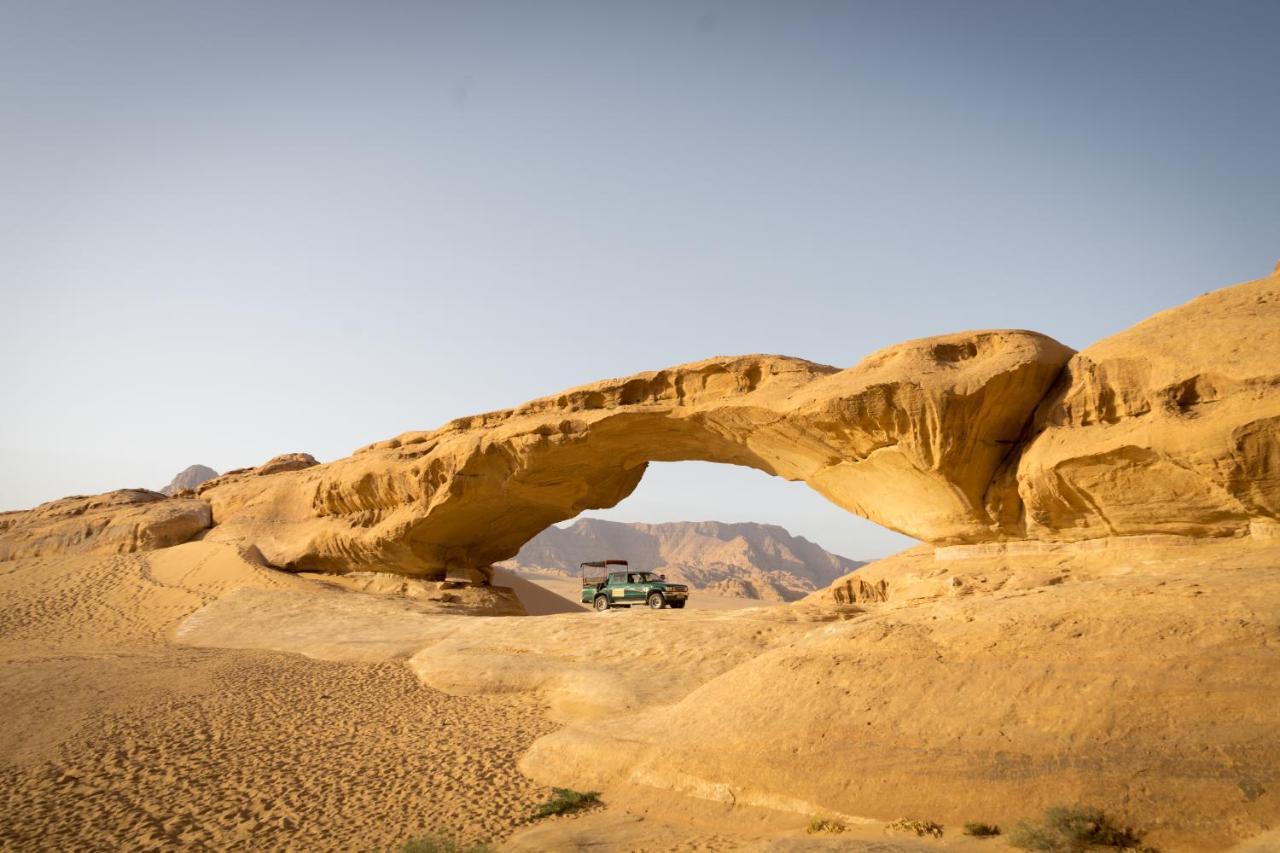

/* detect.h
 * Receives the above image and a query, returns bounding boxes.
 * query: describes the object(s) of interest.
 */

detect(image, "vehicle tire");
[593,595,610,612]
[647,592,665,609]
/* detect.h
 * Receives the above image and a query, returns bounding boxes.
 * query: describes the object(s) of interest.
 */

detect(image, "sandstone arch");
[198,330,1074,579]
[6,269,1278,577]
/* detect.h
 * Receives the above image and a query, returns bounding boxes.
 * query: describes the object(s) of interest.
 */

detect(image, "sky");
[2,1,1278,559]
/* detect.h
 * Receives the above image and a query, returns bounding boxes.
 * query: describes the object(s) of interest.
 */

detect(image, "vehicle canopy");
[581,559,628,587]
[580,559,628,570]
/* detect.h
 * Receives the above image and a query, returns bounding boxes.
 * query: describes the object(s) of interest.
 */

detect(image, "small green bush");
[964,821,1002,837]
[399,835,490,853]
[530,787,602,820]
[1008,805,1151,852]
[806,816,847,834]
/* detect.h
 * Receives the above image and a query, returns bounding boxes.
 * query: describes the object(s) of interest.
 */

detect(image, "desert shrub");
[887,817,944,838]
[530,787,602,820]
[806,816,847,834]
[399,834,490,853]
[1008,805,1150,852]
[964,822,1002,837]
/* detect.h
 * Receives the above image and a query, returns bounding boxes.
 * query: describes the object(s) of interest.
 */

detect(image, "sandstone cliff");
[501,518,863,601]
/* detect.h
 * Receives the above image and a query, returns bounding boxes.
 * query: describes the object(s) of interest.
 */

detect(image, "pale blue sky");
[3,1,1277,558]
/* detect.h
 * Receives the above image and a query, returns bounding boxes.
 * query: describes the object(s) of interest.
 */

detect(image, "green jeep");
[580,559,689,611]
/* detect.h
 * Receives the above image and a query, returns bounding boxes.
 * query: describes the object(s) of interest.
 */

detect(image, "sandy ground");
[0,546,556,851]
[496,567,776,613]
[0,543,988,852]
[4,539,1276,851]
[0,543,862,852]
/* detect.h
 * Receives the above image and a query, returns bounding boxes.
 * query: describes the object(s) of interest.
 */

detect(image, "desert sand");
[0,542,997,851]
[2,267,1279,851]
[0,545,558,850]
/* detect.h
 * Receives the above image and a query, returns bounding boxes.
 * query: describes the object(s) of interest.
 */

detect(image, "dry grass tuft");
[1008,805,1153,852]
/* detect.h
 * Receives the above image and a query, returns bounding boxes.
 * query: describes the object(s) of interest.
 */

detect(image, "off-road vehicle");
[580,559,688,611]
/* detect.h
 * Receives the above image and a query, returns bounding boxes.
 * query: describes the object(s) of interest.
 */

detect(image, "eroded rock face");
[0,490,212,561]
[1007,271,1280,540]
[200,331,1072,576]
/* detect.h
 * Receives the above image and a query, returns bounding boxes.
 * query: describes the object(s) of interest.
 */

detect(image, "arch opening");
[497,460,920,605]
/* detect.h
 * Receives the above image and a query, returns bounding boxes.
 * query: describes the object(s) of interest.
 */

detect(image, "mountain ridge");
[499,517,865,601]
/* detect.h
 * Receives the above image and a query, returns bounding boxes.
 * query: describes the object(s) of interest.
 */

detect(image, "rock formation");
[198,331,1072,577]
[498,535,1280,852]
[1002,273,1280,541]
[0,490,211,561]
[5,266,1277,584]
[160,464,219,496]
[5,264,1278,850]
[501,518,863,601]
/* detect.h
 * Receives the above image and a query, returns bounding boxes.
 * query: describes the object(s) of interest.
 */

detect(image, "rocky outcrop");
[196,453,319,493]
[501,519,863,601]
[160,464,219,496]
[10,266,1278,579]
[1001,271,1280,541]
[502,536,1280,852]
[255,453,320,476]
[199,332,1072,577]
[181,267,1280,578]
[0,490,212,561]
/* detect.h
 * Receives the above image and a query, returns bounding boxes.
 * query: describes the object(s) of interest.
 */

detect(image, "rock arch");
[199,330,1073,579]
[8,270,1278,576]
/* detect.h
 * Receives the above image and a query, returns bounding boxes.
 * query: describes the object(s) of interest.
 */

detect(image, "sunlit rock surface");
[1007,270,1280,541]
[0,490,211,561]
[199,331,1071,577]
[6,267,1277,584]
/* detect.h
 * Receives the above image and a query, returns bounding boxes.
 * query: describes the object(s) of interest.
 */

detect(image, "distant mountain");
[160,464,219,496]
[500,519,865,602]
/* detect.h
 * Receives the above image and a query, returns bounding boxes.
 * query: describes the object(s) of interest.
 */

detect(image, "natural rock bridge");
[194,263,1280,582]
[193,330,1069,578]
[3,271,1277,578]
[195,328,1080,579]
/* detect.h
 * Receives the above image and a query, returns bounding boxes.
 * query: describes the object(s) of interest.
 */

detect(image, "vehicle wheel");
[593,595,610,612]
[647,592,665,609]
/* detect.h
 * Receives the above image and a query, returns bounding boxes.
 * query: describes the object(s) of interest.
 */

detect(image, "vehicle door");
[608,572,631,604]
[622,573,647,604]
